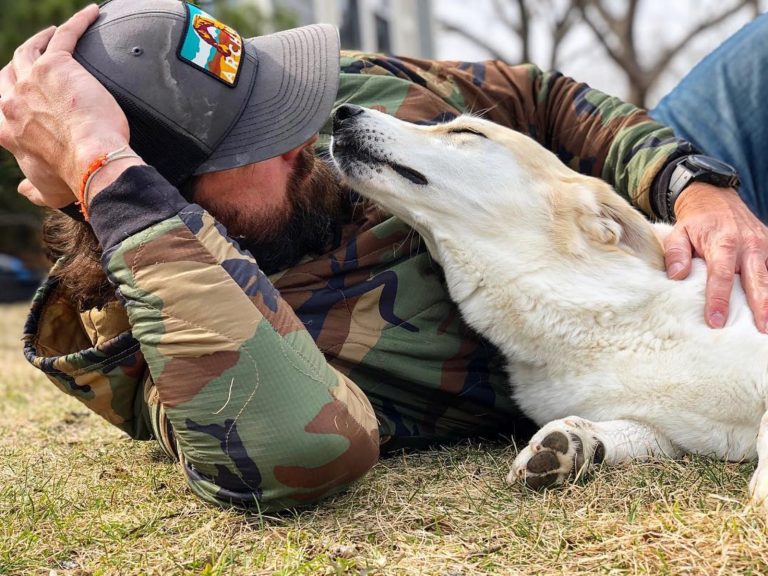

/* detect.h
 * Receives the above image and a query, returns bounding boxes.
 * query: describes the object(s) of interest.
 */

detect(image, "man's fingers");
[17,178,35,196]
[741,251,768,333]
[705,271,734,328]
[0,62,16,97]
[47,4,99,54]
[1,26,57,94]
[663,225,693,280]
[12,26,57,72]
[704,237,738,328]
[17,178,47,206]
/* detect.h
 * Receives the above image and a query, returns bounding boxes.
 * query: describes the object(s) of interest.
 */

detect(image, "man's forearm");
[87,166,380,509]
[520,66,695,217]
[336,53,696,217]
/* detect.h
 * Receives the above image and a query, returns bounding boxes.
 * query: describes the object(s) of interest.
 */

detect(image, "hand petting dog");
[666,183,768,333]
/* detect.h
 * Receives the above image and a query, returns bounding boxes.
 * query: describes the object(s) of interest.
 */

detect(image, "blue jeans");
[651,13,768,222]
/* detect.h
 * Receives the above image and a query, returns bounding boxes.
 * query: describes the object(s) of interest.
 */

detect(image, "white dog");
[330,104,768,508]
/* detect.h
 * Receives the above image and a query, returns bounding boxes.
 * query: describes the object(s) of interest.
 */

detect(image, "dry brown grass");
[2,302,768,575]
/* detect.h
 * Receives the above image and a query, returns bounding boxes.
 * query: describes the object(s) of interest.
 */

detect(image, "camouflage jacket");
[24,52,692,446]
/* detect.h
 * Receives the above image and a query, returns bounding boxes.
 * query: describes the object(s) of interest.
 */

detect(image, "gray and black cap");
[74,0,340,186]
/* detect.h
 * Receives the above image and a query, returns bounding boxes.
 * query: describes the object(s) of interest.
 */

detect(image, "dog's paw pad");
[526,449,560,473]
[541,431,570,453]
[508,420,605,490]
[510,431,574,490]
[520,449,566,490]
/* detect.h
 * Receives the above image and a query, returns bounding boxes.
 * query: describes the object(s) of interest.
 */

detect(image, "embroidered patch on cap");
[178,3,243,87]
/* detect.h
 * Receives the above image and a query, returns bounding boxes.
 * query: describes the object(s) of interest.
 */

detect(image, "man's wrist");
[651,155,689,221]
[651,153,739,222]
[73,140,135,185]
[86,155,146,202]
[73,142,146,214]
[673,182,740,218]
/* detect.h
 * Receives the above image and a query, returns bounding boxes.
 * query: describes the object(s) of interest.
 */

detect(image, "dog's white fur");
[330,107,768,508]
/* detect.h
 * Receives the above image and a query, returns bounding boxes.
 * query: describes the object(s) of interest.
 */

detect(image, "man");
[2,1,767,512]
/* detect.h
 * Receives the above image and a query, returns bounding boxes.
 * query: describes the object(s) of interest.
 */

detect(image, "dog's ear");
[579,180,665,271]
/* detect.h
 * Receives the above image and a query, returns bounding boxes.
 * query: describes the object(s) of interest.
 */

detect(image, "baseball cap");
[74,0,340,186]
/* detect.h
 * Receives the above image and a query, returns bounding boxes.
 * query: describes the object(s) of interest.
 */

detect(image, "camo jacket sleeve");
[86,166,380,510]
[330,52,695,218]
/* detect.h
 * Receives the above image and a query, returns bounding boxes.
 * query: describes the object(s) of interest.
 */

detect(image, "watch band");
[650,144,699,222]
[668,164,695,195]
[653,154,739,223]
[666,162,695,221]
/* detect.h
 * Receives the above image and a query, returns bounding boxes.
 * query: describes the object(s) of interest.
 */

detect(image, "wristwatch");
[664,154,740,221]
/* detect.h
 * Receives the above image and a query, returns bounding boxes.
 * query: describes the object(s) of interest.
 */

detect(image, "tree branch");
[550,1,578,69]
[578,0,644,87]
[491,0,522,35]
[437,19,509,61]
[514,0,531,62]
[588,0,619,32]
[625,0,640,59]
[648,0,754,84]
[578,4,630,70]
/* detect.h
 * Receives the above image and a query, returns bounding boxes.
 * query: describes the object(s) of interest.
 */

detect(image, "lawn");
[1,302,767,575]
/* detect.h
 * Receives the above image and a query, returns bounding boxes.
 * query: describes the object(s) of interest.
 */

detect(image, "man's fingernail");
[668,263,684,278]
[710,311,725,328]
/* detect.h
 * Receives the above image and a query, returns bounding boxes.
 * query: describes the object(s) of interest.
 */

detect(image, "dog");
[330,104,768,508]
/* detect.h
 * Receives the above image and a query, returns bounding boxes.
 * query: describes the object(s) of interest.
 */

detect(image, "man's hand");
[664,182,768,332]
[0,4,131,208]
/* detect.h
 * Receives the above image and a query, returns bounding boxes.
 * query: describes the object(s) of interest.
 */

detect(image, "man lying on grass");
[2,0,767,511]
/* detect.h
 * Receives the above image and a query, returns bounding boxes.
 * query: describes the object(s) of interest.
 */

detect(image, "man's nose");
[333,104,365,132]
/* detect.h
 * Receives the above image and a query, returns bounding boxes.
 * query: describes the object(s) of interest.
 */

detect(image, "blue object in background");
[0,253,42,303]
[651,13,768,223]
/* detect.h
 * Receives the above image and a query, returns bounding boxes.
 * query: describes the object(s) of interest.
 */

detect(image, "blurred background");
[0,0,764,301]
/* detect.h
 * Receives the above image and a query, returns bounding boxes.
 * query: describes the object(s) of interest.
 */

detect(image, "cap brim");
[194,23,340,174]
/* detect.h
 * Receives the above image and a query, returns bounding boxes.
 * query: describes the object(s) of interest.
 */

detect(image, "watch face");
[688,154,736,175]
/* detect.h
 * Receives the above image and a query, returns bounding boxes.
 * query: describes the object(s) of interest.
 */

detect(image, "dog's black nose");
[333,104,365,132]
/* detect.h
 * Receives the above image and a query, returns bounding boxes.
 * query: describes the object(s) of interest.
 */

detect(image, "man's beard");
[203,148,344,275]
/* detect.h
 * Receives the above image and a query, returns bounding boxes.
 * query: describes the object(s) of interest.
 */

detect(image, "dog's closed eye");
[447,127,487,139]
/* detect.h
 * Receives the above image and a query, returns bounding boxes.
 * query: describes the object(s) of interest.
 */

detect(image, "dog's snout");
[333,104,366,132]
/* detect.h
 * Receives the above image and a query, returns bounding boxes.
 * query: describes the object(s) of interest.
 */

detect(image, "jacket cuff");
[89,165,190,252]
[649,141,699,221]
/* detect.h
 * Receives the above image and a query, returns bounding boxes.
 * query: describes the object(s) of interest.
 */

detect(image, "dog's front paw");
[507,416,605,490]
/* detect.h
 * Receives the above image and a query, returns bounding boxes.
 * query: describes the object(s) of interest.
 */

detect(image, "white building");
[237,0,435,58]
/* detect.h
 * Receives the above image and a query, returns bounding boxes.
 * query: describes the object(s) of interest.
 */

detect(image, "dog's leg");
[748,410,768,510]
[507,416,680,489]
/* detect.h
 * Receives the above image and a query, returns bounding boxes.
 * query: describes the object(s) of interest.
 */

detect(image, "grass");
[2,302,768,575]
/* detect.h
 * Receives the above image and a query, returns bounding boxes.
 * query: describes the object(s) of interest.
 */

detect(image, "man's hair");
[42,212,115,310]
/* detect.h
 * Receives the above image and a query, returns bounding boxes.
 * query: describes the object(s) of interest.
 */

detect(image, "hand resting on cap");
[0,4,144,208]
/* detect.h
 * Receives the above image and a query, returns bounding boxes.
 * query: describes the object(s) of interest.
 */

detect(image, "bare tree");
[437,0,579,68]
[490,0,531,62]
[438,0,763,107]
[577,0,760,106]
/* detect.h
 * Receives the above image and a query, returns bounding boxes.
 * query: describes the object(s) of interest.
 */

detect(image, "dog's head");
[330,105,663,273]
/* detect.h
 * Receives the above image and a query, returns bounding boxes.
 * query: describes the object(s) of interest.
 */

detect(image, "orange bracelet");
[77,154,108,221]
[77,145,140,221]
